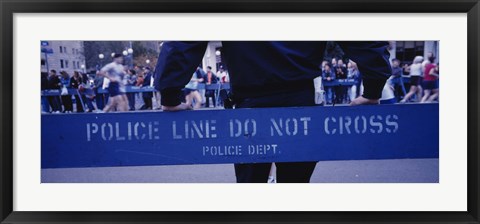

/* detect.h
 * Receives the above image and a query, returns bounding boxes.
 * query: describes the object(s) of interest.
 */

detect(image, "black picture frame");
[1,0,479,223]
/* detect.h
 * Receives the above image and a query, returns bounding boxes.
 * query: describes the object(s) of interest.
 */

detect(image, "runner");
[184,67,205,109]
[400,56,424,103]
[97,53,129,112]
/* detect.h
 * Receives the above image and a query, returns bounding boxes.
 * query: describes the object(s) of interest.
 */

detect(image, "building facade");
[389,41,439,64]
[41,41,86,75]
[202,41,439,74]
[201,41,223,73]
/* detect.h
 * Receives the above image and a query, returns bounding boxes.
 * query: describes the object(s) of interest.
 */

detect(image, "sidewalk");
[42,158,438,183]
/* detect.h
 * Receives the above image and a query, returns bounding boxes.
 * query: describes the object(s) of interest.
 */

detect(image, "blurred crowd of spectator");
[41,64,231,113]
[319,52,439,105]
[41,53,438,113]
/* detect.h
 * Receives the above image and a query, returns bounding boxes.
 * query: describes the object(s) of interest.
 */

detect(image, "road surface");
[42,158,438,183]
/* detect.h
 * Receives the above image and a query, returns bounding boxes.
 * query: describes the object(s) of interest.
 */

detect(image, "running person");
[184,67,205,109]
[400,56,424,103]
[421,62,439,103]
[97,53,129,112]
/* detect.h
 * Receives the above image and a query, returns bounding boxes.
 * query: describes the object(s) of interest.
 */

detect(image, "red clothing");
[424,63,438,81]
[207,72,212,84]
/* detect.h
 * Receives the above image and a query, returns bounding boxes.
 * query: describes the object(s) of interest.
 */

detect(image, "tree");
[131,41,160,68]
[84,41,129,71]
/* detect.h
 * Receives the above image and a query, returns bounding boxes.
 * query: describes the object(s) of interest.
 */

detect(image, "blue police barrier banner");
[322,79,357,87]
[42,89,85,96]
[41,104,439,168]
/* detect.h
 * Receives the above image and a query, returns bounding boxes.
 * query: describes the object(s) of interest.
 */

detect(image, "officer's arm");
[337,41,391,101]
[154,41,209,109]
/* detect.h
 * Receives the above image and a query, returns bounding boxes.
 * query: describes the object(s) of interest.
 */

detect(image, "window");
[60,60,64,68]
[395,41,425,64]
[59,46,63,53]
[65,60,69,68]
[73,48,75,54]
[63,47,67,53]
[77,61,80,69]
[41,59,46,66]
[73,61,76,69]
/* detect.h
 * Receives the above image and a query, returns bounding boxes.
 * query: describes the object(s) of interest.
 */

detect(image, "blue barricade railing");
[41,84,231,96]
[41,103,439,169]
[41,79,372,96]
[322,79,358,87]
[41,77,415,97]
[41,86,157,96]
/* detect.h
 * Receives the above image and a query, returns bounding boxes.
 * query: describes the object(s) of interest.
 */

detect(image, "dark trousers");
[334,86,348,104]
[95,93,108,110]
[235,162,317,183]
[234,85,318,183]
[205,90,216,108]
[47,96,61,112]
[219,89,230,107]
[74,95,84,112]
[141,97,152,110]
[61,95,73,112]
[127,93,136,110]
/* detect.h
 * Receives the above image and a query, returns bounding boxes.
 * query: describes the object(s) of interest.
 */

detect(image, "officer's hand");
[350,96,379,106]
[162,103,193,112]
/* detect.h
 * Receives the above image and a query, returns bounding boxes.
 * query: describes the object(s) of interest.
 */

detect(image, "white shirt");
[100,62,126,92]
[410,63,423,77]
[218,71,229,83]
[101,62,125,83]
[102,77,110,89]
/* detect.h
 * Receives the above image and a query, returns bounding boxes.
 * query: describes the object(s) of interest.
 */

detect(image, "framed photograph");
[1,0,479,223]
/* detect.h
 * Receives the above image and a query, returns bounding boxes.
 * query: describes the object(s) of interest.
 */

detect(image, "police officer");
[154,41,391,183]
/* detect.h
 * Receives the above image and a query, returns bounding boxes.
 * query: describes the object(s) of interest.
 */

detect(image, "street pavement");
[41,158,438,183]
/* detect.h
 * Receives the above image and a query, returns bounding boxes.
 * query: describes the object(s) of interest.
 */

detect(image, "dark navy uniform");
[141,72,153,110]
[154,41,391,183]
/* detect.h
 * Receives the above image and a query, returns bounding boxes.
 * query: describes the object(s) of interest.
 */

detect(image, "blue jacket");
[155,41,391,106]
[60,77,71,88]
[322,70,336,81]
